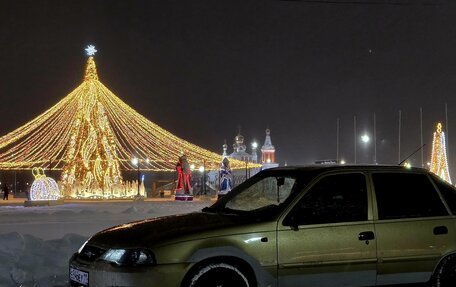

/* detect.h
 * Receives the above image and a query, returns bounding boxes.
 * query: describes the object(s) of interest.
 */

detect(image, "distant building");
[260,129,279,170]
[229,131,253,162]
[223,128,278,170]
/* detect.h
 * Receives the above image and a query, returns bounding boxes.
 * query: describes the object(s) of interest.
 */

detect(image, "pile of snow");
[0,200,211,286]
[0,232,86,286]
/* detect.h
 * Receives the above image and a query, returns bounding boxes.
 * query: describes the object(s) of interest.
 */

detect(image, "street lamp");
[361,134,370,143]
[131,157,141,199]
[199,165,205,195]
[251,141,258,164]
[360,134,371,164]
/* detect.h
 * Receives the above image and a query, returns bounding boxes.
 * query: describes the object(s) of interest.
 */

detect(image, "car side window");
[286,173,368,226]
[372,173,448,220]
[430,175,456,215]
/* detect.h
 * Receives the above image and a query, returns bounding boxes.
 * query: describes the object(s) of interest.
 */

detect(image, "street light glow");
[198,166,205,173]
[131,157,138,166]
[361,134,370,143]
[252,142,258,149]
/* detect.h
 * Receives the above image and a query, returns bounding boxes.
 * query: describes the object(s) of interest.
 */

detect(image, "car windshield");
[224,176,296,211]
[204,170,315,217]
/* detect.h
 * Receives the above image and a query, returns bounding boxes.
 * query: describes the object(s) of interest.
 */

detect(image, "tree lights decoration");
[61,55,122,192]
[0,47,259,197]
[430,123,452,183]
[30,167,61,200]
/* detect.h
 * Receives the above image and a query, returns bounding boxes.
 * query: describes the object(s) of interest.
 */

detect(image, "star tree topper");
[85,45,98,56]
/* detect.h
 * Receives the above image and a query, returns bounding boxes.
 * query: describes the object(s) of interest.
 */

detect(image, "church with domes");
[223,128,278,170]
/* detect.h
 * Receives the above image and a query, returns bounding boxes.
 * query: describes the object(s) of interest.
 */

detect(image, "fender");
[188,246,277,287]
[431,251,456,278]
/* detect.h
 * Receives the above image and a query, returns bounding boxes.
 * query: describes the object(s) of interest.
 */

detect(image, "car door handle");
[358,231,375,241]
[434,226,448,235]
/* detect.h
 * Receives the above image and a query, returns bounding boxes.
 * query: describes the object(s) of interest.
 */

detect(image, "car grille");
[78,245,106,262]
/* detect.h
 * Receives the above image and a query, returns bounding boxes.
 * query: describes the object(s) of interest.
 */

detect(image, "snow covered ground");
[0,199,212,287]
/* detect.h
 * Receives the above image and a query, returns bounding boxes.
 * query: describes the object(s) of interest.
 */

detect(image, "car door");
[277,172,377,287]
[371,172,455,285]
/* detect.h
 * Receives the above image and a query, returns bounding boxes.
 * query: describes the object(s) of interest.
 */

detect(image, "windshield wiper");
[202,206,241,216]
[202,207,217,213]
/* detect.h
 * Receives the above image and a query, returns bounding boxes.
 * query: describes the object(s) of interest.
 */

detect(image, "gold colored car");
[69,166,456,286]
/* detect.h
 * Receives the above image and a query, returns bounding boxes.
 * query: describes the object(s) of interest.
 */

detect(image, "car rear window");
[372,173,448,220]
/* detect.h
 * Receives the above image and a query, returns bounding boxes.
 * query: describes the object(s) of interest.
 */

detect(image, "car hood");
[90,212,243,248]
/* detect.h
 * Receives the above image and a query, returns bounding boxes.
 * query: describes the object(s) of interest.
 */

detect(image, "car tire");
[183,261,255,287]
[429,254,456,287]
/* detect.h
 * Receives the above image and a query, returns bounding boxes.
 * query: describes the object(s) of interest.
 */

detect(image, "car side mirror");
[284,213,299,231]
[277,177,285,187]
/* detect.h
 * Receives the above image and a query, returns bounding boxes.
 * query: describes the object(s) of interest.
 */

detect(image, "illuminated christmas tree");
[430,123,452,183]
[61,46,122,191]
[0,46,257,196]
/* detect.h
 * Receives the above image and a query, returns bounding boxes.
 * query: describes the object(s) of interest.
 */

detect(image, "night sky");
[1,0,456,173]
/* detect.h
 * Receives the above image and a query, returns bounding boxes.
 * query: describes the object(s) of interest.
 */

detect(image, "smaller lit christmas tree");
[430,123,452,183]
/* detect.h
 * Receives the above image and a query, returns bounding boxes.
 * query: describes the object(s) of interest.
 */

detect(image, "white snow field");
[0,199,212,287]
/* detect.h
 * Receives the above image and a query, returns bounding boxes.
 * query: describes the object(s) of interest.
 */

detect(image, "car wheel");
[184,261,255,287]
[430,255,456,287]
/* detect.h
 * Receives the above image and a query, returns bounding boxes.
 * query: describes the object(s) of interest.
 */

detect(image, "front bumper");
[69,253,189,287]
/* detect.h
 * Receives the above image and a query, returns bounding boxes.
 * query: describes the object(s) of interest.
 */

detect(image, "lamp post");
[198,165,205,195]
[251,141,258,163]
[14,170,17,196]
[245,160,248,180]
[131,157,140,196]
[131,157,142,199]
[360,134,371,164]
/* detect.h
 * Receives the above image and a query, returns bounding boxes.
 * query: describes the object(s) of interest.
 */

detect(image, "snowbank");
[0,200,210,286]
[0,232,86,286]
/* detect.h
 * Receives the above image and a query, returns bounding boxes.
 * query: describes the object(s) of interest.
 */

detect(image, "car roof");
[262,164,429,175]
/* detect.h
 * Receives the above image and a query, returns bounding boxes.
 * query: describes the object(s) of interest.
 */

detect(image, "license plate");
[69,267,89,286]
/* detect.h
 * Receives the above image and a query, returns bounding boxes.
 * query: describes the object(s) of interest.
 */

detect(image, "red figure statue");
[175,155,193,201]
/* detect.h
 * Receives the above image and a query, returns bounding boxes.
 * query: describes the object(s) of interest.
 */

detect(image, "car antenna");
[398,144,426,166]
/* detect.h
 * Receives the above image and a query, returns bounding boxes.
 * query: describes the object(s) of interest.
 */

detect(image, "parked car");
[69,165,456,287]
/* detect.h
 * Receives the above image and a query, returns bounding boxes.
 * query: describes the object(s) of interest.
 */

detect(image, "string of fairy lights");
[2,46,453,193]
[0,47,259,182]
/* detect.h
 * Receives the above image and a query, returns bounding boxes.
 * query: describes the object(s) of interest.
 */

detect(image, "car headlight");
[100,249,156,266]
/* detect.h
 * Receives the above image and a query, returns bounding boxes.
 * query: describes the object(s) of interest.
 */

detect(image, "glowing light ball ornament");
[30,168,61,200]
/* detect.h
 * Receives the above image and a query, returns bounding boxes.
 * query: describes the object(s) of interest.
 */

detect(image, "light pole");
[360,134,370,164]
[251,141,258,163]
[14,170,17,196]
[245,160,248,180]
[131,157,141,198]
[354,116,357,164]
[198,165,205,195]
